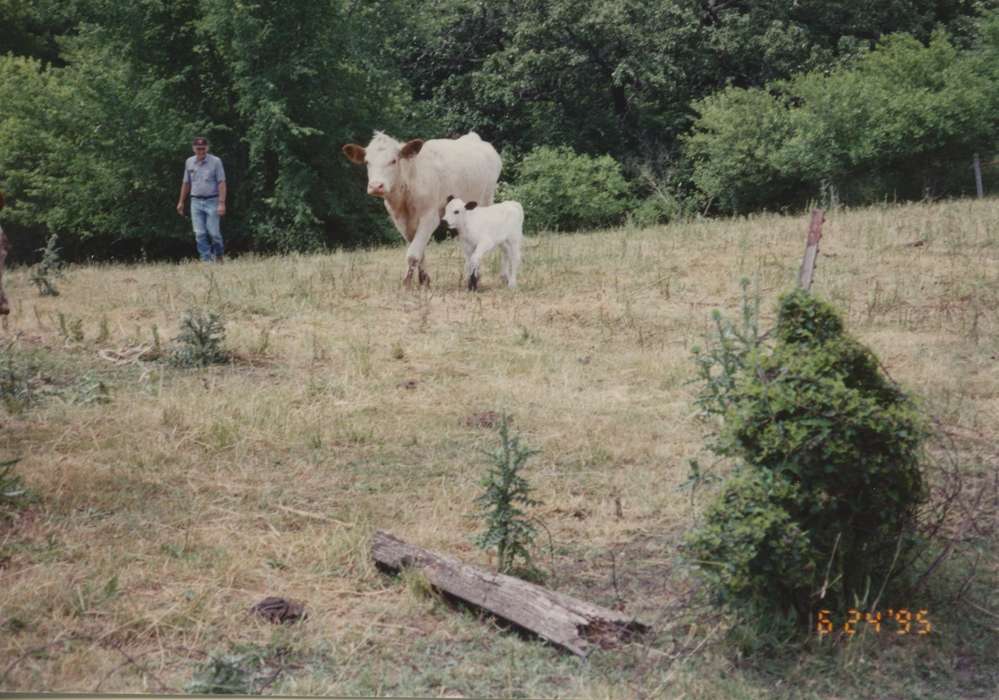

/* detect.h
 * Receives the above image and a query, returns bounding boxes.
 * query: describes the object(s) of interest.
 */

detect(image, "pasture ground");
[1,198,997,698]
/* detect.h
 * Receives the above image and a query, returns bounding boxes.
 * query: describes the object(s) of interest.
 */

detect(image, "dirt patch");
[464,411,505,429]
[548,531,699,622]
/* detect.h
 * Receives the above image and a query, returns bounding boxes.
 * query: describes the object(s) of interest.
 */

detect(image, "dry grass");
[1,197,997,697]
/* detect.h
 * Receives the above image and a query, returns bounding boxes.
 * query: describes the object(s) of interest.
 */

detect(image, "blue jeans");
[191,196,224,261]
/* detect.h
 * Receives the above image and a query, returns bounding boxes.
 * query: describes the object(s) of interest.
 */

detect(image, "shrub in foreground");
[687,288,927,624]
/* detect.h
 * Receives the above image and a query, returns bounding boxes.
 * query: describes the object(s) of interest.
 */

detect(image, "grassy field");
[1,198,997,698]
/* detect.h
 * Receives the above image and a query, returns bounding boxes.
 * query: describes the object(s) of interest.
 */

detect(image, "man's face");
[192,144,209,159]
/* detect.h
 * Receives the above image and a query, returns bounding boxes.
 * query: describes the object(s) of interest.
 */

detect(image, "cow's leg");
[404,214,439,288]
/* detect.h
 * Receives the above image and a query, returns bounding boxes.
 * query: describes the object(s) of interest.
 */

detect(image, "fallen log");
[371,530,649,657]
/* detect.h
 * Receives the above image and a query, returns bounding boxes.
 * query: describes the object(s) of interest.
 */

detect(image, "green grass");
[0,197,997,697]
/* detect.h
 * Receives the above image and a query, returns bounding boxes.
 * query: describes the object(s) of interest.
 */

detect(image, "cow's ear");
[465,201,478,210]
[446,195,455,203]
[341,144,366,164]
[400,139,425,159]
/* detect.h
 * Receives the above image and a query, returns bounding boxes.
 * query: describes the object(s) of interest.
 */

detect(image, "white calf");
[442,196,523,291]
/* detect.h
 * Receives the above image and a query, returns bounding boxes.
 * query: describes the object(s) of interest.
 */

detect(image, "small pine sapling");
[170,308,229,367]
[474,416,542,575]
[30,234,65,297]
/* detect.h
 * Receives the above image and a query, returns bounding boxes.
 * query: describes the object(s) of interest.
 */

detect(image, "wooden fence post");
[798,208,825,291]
[0,192,9,316]
[972,153,984,199]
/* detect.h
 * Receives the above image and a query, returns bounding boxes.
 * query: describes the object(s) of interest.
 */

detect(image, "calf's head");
[341,132,424,198]
[442,195,478,231]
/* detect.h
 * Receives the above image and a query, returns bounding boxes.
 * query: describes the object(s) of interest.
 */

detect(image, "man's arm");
[217,181,227,216]
[177,182,190,216]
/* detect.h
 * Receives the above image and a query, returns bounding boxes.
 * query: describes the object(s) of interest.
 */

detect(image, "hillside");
[1,198,997,697]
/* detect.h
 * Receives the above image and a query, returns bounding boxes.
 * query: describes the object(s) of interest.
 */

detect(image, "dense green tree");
[395,0,989,163]
[0,0,414,259]
[0,0,75,65]
[686,13,999,212]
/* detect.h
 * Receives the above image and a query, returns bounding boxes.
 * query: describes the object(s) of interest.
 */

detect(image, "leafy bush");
[170,309,229,368]
[501,146,635,233]
[686,289,927,622]
[684,87,800,214]
[474,416,542,575]
[626,166,700,227]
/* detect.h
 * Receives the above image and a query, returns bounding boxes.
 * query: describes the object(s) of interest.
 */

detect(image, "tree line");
[1,0,996,261]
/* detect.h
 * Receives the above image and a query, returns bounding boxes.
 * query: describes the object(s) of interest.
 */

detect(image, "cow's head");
[442,195,478,231]
[341,132,424,198]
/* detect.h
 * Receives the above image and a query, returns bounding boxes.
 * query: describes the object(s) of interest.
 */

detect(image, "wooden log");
[797,208,825,291]
[0,192,9,316]
[371,530,648,657]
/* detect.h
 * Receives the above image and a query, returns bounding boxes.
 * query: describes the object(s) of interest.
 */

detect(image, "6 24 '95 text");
[817,609,931,637]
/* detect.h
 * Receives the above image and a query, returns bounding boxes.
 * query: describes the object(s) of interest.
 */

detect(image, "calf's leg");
[505,237,522,288]
[468,239,498,291]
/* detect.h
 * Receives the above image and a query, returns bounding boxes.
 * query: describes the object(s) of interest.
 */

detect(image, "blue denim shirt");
[183,154,226,197]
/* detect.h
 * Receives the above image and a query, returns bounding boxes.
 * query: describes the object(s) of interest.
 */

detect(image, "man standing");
[177,136,227,262]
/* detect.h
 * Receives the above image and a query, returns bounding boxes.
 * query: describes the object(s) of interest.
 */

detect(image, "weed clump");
[30,234,64,296]
[186,649,260,695]
[1,341,35,414]
[474,416,542,576]
[185,644,290,695]
[1,458,37,519]
[170,308,229,367]
[686,287,927,625]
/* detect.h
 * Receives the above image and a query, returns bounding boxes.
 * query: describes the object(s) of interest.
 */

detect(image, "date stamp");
[817,608,932,637]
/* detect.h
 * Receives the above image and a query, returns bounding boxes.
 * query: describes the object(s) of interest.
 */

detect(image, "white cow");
[442,196,523,291]
[342,131,501,287]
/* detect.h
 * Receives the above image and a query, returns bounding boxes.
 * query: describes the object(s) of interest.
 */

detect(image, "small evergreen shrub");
[474,416,542,575]
[30,234,64,296]
[57,312,84,343]
[501,146,634,233]
[170,309,229,367]
[686,288,927,623]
